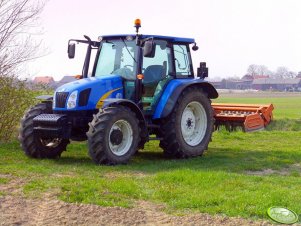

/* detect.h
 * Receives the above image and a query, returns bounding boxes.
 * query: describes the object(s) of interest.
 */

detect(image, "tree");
[0,0,45,76]
[0,0,45,142]
[247,64,270,77]
[247,64,258,77]
[274,67,296,78]
[246,64,298,79]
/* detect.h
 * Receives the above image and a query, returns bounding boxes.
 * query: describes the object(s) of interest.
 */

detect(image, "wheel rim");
[181,101,207,146]
[40,138,62,148]
[109,119,133,156]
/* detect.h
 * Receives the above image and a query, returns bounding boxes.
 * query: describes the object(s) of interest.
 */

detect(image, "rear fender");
[153,80,218,119]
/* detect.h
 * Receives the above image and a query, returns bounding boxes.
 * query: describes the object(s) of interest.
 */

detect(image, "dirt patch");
[103,171,148,179]
[0,175,274,225]
[52,172,78,178]
[0,175,26,195]
[0,195,273,226]
[246,164,301,176]
[246,168,287,176]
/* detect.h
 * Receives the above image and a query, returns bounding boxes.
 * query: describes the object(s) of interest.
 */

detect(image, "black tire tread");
[87,106,140,165]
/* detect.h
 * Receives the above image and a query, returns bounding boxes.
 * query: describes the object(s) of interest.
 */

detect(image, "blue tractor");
[19,20,218,165]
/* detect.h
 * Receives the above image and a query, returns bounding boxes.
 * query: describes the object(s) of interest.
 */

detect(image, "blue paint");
[53,75,123,111]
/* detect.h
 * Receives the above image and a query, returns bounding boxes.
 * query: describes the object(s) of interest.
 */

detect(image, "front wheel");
[18,103,69,158]
[87,106,140,165]
[159,87,214,158]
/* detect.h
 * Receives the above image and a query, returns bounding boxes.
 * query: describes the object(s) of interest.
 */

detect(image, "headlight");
[67,90,78,109]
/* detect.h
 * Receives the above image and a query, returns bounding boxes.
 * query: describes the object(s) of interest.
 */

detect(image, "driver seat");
[143,65,165,84]
[143,63,166,96]
[142,63,167,110]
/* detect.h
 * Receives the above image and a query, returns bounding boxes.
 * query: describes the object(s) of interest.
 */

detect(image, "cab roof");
[101,34,195,44]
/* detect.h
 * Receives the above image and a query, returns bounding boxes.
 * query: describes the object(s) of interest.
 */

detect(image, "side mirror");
[143,40,155,58]
[197,62,208,79]
[68,43,76,59]
[192,42,199,51]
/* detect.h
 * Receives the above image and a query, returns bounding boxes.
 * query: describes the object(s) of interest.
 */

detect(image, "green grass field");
[1,93,301,220]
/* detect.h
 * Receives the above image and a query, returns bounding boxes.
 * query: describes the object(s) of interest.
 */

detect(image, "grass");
[0,177,9,184]
[0,94,301,220]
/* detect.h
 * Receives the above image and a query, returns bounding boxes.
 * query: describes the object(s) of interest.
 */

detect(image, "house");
[252,78,301,91]
[220,79,252,90]
[241,74,269,80]
[32,76,56,89]
[33,76,54,85]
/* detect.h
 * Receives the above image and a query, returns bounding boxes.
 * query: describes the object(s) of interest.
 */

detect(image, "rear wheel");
[87,106,140,165]
[159,87,214,158]
[18,103,69,158]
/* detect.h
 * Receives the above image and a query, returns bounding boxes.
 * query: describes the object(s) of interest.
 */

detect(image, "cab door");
[141,40,173,112]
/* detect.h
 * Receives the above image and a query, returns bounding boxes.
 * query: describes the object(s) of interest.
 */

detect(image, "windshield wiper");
[121,38,137,63]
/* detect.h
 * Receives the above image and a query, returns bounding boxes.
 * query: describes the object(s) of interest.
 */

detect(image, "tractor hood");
[53,75,124,111]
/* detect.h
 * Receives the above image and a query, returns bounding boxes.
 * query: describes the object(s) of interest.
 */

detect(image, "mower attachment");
[212,103,274,132]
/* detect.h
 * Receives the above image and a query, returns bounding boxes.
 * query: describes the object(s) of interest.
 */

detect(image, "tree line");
[247,64,300,79]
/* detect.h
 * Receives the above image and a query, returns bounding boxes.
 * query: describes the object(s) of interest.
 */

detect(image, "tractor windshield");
[94,39,137,80]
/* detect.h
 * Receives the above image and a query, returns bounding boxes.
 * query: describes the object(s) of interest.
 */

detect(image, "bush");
[0,76,37,142]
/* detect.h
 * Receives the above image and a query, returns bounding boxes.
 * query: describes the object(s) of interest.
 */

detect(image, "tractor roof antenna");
[134,18,141,45]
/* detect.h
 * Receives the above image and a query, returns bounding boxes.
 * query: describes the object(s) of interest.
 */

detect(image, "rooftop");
[33,76,54,84]
[252,78,301,85]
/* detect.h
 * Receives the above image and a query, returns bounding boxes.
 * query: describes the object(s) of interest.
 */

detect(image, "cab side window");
[173,44,191,76]
[142,40,171,84]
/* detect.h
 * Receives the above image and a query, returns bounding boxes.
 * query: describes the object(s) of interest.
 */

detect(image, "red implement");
[212,103,274,132]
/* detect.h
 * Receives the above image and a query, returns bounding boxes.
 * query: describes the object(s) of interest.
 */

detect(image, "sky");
[28,0,301,80]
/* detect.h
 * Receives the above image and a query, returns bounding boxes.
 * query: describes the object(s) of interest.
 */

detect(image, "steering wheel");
[112,67,134,80]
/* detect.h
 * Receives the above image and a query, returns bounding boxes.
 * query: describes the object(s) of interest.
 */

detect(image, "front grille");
[55,92,69,108]
[79,88,91,107]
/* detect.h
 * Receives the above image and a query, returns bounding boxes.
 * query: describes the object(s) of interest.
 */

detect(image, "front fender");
[102,98,148,142]
[102,98,146,125]
[36,95,53,101]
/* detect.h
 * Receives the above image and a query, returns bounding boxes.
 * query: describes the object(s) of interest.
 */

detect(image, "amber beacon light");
[134,18,141,33]
[134,18,141,27]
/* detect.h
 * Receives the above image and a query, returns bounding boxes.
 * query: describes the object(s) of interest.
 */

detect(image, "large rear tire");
[18,103,69,158]
[159,87,214,158]
[87,106,140,165]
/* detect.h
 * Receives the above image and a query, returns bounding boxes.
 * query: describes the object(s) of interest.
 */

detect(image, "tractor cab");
[66,19,211,117]
[90,35,197,114]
